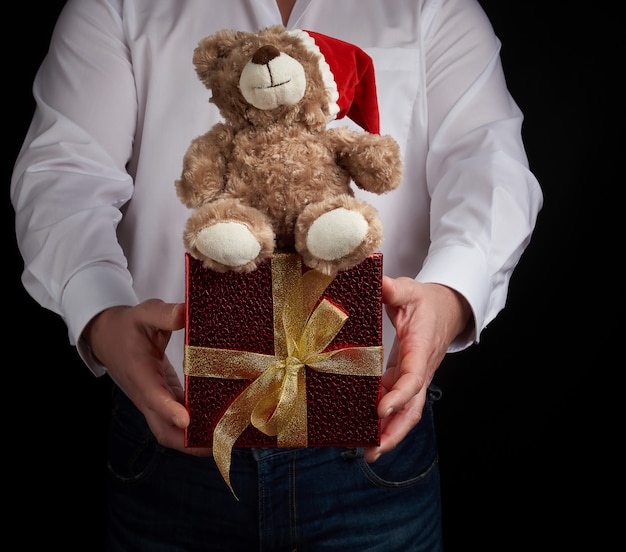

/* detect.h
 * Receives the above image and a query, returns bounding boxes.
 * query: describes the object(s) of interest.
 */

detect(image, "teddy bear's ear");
[193,29,239,85]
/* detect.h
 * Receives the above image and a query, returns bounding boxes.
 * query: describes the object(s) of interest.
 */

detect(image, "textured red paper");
[184,252,383,448]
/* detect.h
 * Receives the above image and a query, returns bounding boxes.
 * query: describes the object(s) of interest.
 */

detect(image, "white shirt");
[11,0,543,381]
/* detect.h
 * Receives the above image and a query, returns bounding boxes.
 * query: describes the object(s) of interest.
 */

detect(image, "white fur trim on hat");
[288,29,340,122]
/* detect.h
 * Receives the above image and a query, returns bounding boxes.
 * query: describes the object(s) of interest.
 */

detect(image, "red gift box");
[183,252,383,491]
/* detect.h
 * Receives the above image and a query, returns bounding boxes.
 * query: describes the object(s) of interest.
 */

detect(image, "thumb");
[381,275,403,321]
[168,302,186,330]
[141,299,186,330]
[381,275,397,305]
[382,275,415,307]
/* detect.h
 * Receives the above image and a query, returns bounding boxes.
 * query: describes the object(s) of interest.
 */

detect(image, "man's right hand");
[84,298,212,456]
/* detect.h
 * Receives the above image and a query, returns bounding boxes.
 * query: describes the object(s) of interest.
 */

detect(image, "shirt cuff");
[416,245,490,352]
[61,264,139,375]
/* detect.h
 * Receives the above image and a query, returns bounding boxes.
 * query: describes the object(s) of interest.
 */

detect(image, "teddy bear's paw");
[296,199,384,275]
[196,222,262,269]
[306,207,369,261]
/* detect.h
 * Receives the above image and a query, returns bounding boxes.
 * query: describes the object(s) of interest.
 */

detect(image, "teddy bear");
[175,25,403,276]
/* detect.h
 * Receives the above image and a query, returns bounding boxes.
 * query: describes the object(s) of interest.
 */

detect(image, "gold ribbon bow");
[184,254,382,497]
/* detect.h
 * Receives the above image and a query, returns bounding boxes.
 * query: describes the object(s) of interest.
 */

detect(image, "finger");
[121,301,187,415]
[185,446,214,458]
[143,409,213,457]
[378,347,427,417]
[364,389,426,462]
[163,359,186,403]
[131,355,189,429]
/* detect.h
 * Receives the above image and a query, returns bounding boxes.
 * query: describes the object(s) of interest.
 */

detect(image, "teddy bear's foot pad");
[306,208,368,261]
[196,222,261,268]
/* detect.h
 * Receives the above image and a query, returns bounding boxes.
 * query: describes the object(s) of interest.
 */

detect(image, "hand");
[364,276,471,462]
[84,299,212,457]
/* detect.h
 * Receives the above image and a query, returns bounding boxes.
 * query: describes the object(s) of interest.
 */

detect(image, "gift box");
[183,252,383,490]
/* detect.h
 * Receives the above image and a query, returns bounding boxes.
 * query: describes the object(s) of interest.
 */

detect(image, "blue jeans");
[106,385,443,551]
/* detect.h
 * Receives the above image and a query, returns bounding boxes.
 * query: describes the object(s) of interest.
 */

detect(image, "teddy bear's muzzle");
[239,47,307,110]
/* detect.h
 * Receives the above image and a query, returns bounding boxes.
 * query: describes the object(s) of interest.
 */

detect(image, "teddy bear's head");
[192,25,379,134]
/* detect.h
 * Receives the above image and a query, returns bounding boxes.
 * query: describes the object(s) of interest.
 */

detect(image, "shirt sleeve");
[10,0,139,374]
[417,0,543,351]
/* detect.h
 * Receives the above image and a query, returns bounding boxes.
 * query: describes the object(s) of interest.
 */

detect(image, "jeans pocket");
[355,387,440,488]
[107,387,164,484]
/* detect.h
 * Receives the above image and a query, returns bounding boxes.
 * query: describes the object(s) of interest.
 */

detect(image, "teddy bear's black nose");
[251,45,281,65]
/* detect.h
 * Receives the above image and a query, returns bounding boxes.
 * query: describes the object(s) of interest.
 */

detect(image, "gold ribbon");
[184,254,382,497]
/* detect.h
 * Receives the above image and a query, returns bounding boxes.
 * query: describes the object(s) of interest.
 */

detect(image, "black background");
[7,2,599,550]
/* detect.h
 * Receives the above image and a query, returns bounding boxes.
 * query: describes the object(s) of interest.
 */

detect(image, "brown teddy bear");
[175,25,403,276]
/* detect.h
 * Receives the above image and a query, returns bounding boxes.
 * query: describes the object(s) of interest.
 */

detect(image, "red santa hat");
[290,29,380,134]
